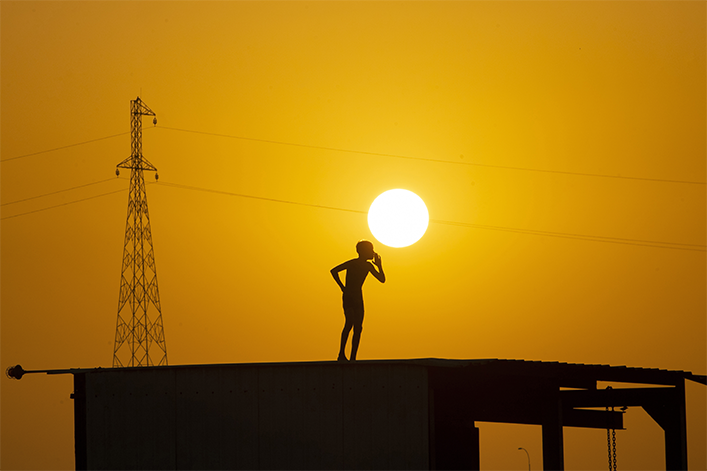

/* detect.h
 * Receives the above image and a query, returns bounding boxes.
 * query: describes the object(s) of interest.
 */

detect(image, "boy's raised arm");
[370,253,386,283]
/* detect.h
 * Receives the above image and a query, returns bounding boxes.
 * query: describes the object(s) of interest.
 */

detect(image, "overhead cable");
[2,178,117,206]
[1,180,155,220]
[157,180,706,252]
[156,125,706,186]
[4,177,703,252]
[158,181,366,215]
[1,130,135,162]
[1,188,127,220]
[5,125,704,185]
[431,219,706,252]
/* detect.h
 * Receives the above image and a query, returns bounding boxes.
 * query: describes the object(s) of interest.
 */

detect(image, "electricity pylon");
[112,97,167,367]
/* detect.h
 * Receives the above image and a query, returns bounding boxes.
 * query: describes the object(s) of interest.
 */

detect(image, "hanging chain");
[606,386,617,471]
[606,417,612,470]
[612,427,617,471]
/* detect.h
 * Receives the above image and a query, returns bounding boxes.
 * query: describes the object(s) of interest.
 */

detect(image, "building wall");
[80,362,429,470]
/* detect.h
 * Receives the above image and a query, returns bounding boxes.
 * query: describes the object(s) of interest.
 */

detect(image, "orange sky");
[2,2,705,469]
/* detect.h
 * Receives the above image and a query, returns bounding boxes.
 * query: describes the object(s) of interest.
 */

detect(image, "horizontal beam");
[473,409,623,429]
[563,408,623,429]
[561,387,676,408]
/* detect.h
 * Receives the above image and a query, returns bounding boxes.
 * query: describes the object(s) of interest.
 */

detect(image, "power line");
[2,178,118,206]
[4,175,703,251]
[158,181,367,215]
[1,124,702,250]
[431,220,706,252]
[1,187,127,220]
[157,180,706,252]
[4,124,703,185]
[1,130,135,162]
[155,125,706,186]
[0,180,156,220]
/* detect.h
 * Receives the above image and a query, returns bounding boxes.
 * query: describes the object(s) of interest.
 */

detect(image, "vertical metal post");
[643,380,688,470]
[72,373,87,470]
[664,379,688,470]
[541,381,564,470]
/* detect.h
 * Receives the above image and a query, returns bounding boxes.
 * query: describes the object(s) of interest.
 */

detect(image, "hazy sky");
[2,2,705,469]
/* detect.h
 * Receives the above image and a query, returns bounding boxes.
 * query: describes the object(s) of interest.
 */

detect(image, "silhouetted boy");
[330,240,386,362]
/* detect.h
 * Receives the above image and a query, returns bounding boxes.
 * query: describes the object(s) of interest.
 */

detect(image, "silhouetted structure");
[112,97,167,367]
[42,358,702,470]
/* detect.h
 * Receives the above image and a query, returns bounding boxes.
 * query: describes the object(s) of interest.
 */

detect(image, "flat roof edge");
[7,359,705,386]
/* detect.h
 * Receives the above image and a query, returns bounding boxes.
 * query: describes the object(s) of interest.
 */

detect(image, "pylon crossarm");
[132,97,156,117]
[116,157,158,172]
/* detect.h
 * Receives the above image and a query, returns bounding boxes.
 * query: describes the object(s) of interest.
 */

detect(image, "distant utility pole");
[112,97,167,367]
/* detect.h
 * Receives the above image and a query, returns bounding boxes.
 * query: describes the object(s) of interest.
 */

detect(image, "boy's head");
[356,239,375,260]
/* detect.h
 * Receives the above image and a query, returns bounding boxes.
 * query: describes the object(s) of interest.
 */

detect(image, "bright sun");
[368,189,429,248]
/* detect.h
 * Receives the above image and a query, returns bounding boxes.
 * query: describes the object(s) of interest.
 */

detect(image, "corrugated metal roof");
[416,358,706,386]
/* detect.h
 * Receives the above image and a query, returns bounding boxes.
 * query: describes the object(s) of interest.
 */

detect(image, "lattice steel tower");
[112,97,167,367]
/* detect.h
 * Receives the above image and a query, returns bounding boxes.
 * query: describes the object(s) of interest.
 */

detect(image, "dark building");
[58,359,704,469]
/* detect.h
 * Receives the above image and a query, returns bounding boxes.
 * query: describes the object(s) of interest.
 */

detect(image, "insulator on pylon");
[155,173,159,181]
[153,117,157,126]
[116,168,120,177]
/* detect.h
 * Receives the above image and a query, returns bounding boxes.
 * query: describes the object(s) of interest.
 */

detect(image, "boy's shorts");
[343,291,364,325]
